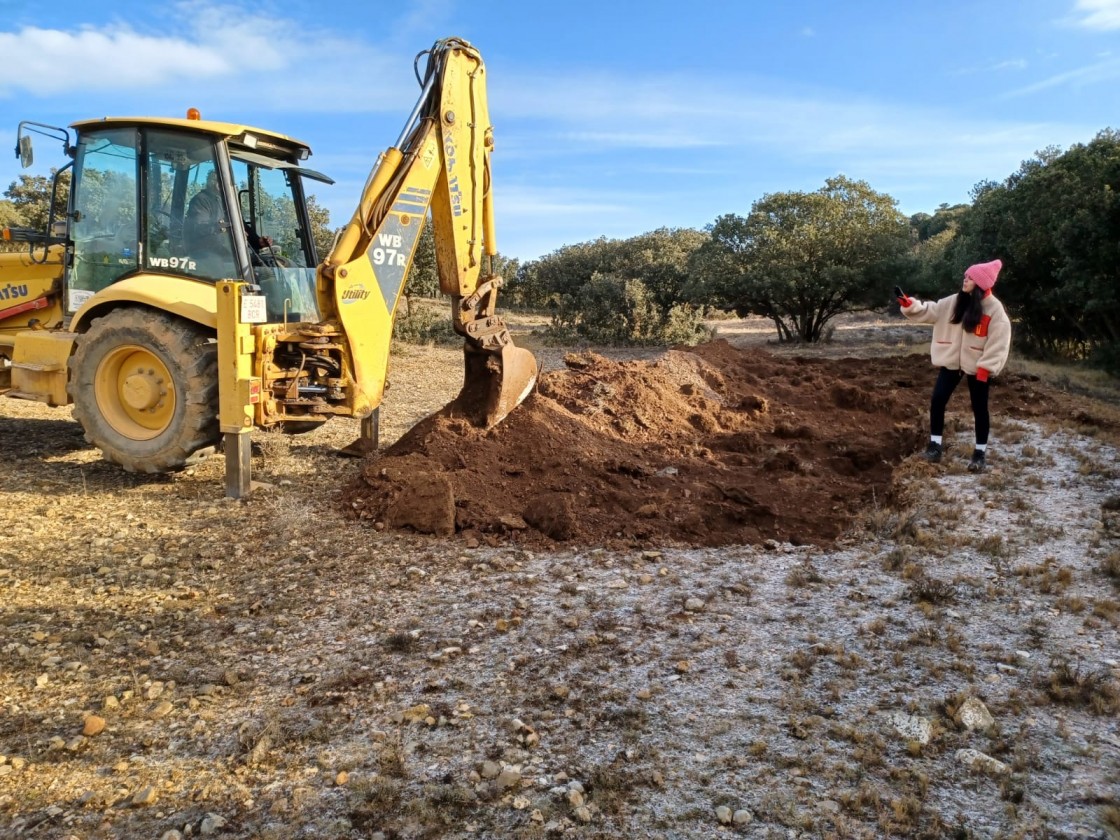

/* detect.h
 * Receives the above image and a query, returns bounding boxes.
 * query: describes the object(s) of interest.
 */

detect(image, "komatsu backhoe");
[0,37,537,494]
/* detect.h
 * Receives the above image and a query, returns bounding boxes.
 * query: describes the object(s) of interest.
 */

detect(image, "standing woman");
[899,259,1012,473]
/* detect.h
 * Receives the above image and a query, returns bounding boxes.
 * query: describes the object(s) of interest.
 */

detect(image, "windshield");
[230,155,321,323]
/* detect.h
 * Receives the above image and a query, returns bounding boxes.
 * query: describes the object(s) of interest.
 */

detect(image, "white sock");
[931,435,942,445]
[975,443,987,452]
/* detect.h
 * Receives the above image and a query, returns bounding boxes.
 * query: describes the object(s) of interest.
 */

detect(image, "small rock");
[199,813,227,835]
[716,805,733,824]
[956,748,1010,776]
[733,808,754,825]
[512,795,530,809]
[684,597,705,612]
[496,766,521,790]
[131,786,158,806]
[573,805,592,823]
[498,514,529,530]
[82,715,106,737]
[399,703,431,724]
[149,701,174,719]
[889,711,932,745]
[480,760,501,780]
[160,831,183,840]
[335,771,349,786]
[567,789,584,808]
[956,697,995,731]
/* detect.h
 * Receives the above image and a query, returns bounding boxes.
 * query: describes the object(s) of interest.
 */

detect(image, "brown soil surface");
[342,340,1120,549]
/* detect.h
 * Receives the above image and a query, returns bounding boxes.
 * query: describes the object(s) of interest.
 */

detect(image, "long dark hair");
[951,288,984,332]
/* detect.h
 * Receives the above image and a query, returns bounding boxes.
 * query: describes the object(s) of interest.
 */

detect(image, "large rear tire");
[70,308,220,473]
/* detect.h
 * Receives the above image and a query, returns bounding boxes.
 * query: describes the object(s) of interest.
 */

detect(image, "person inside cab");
[184,169,274,274]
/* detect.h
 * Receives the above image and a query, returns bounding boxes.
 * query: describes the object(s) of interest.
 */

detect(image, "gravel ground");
[0,317,1118,840]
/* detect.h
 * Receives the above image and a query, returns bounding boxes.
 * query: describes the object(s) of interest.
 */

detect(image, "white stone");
[956,748,1010,775]
[890,711,933,745]
[957,697,995,730]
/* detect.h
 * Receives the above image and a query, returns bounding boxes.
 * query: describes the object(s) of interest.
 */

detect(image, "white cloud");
[0,2,410,111]
[1072,0,1120,30]
[0,25,230,94]
[1006,54,1120,95]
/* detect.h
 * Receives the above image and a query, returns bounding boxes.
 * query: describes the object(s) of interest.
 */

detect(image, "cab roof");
[69,116,312,162]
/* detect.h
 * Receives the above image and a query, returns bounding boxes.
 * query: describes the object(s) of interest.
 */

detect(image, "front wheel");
[70,308,220,473]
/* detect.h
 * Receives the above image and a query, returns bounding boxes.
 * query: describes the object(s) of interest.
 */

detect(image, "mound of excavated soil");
[340,340,1119,549]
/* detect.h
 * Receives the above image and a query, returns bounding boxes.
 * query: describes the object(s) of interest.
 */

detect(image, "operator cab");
[61,115,332,322]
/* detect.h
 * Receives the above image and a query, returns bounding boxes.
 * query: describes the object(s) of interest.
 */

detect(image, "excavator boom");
[319,37,537,427]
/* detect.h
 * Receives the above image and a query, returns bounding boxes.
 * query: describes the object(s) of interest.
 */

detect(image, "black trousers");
[930,367,990,445]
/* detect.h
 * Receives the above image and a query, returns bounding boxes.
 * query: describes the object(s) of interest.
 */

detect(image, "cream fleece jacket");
[901,292,1011,378]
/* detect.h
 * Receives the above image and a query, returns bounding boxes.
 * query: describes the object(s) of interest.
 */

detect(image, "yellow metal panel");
[0,247,66,336]
[10,330,76,406]
[215,282,256,433]
[332,256,393,417]
[70,274,218,332]
[429,45,492,297]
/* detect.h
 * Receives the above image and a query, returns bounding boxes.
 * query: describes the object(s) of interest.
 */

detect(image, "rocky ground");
[0,315,1118,840]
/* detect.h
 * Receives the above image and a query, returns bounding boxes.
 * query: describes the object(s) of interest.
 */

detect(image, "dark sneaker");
[922,442,943,464]
[968,450,986,473]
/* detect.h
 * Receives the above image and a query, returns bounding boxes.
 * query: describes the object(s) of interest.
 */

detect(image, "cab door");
[68,127,141,311]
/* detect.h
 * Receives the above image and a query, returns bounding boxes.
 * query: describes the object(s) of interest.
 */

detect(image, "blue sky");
[1,0,1118,261]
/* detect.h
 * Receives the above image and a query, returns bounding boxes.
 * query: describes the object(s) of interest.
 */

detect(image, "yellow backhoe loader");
[0,37,537,495]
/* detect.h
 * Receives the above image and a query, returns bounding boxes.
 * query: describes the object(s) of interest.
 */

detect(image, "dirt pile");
[340,340,1119,549]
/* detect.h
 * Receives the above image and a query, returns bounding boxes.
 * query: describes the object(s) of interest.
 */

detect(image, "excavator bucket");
[455,341,538,428]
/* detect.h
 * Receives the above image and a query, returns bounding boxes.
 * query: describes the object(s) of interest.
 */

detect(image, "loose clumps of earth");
[342,340,1113,549]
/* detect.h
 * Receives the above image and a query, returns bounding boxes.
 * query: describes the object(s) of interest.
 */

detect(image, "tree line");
[5,128,1117,369]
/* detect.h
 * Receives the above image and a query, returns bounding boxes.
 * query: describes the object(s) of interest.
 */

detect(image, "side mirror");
[18,135,33,168]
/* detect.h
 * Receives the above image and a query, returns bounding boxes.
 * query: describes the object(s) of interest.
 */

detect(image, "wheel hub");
[122,368,166,411]
[94,345,176,440]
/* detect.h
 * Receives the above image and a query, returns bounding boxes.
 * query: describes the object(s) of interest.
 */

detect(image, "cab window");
[69,128,140,309]
[144,131,237,281]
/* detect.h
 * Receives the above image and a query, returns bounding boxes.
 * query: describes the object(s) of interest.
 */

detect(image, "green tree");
[4,171,70,232]
[690,176,911,342]
[518,228,706,314]
[403,218,439,303]
[305,194,336,262]
[906,203,971,299]
[950,130,1120,366]
[0,200,21,227]
[523,228,709,345]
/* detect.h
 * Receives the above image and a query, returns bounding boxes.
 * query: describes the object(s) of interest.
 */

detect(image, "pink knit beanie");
[966,259,1002,291]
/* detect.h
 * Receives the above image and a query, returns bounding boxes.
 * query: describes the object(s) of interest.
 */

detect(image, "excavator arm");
[318,37,537,427]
